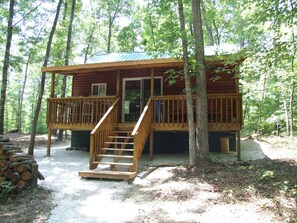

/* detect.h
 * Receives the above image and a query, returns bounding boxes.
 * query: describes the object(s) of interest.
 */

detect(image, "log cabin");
[42,47,243,180]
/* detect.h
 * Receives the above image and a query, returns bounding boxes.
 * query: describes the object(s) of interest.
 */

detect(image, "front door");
[123,78,162,122]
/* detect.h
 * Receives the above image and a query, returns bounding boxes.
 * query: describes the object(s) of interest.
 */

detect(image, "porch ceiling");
[41,58,183,75]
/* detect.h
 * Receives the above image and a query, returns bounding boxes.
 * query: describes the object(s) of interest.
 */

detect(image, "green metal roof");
[90,52,170,63]
[89,44,241,64]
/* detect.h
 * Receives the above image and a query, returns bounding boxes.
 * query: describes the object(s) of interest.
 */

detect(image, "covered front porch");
[47,94,242,169]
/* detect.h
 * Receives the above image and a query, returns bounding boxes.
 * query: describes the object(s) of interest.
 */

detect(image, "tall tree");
[192,0,209,162]
[17,54,30,132]
[58,0,76,141]
[17,10,51,133]
[0,0,15,135]
[102,0,131,53]
[82,7,102,63]
[177,0,197,165]
[28,0,63,155]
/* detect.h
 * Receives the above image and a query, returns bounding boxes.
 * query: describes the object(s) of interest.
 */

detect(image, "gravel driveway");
[34,139,271,223]
[34,141,190,223]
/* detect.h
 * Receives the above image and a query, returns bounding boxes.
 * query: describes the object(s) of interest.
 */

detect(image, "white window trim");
[122,77,163,122]
[91,83,107,96]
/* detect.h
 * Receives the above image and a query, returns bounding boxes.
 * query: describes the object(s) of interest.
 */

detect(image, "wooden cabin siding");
[71,64,238,98]
[72,71,117,96]
[206,64,237,94]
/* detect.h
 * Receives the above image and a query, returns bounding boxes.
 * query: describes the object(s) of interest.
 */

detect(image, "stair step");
[79,170,137,180]
[96,154,133,159]
[112,131,132,134]
[105,141,134,145]
[101,148,134,152]
[115,126,134,131]
[93,161,133,166]
[108,136,133,139]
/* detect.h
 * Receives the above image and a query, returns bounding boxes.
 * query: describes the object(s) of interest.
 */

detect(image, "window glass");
[92,83,106,96]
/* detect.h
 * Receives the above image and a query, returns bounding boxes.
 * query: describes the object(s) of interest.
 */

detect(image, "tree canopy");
[0,0,296,138]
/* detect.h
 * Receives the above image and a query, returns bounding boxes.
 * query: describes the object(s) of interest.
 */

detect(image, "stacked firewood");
[0,135,44,192]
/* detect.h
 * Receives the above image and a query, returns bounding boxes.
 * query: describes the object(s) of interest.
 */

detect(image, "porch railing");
[151,94,242,129]
[207,94,242,126]
[47,96,117,127]
[131,98,152,171]
[89,98,120,169]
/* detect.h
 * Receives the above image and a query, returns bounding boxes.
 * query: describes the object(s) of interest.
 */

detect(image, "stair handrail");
[131,98,152,171]
[89,98,120,169]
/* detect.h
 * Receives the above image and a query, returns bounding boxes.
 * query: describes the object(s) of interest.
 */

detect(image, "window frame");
[91,83,107,96]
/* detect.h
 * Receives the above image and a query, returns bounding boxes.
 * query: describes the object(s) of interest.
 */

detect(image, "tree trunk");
[289,4,295,136]
[201,0,214,46]
[258,72,267,130]
[0,0,15,135]
[17,54,31,133]
[107,17,112,53]
[58,0,76,141]
[83,7,101,63]
[192,0,209,163]
[243,89,250,122]
[282,89,290,136]
[289,84,294,136]
[84,24,96,63]
[28,0,63,155]
[148,13,156,49]
[212,21,220,45]
[177,0,197,166]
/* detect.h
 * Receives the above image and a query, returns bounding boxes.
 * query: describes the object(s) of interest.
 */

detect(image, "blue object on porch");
[155,100,163,122]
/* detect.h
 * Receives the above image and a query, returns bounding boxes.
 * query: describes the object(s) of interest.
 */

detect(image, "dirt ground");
[0,133,296,223]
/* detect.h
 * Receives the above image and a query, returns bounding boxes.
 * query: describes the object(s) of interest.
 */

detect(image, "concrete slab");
[138,138,267,167]
[210,138,267,163]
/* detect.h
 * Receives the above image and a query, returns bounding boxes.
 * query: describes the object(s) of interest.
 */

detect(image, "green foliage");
[165,69,184,86]
[240,0,297,135]
[0,181,16,197]
[0,0,296,136]
[237,161,297,199]
[140,0,181,54]
[117,23,139,52]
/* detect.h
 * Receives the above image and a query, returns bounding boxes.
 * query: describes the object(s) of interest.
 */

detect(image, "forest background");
[0,0,296,139]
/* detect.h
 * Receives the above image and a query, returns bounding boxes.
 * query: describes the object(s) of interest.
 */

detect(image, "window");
[92,83,107,96]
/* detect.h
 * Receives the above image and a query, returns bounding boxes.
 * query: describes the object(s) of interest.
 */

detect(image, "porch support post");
[235,65,240,94]
[150,68,154,96]
[116,69,120,97]
[236,130,241,161]
[47,73,55,156]
[51,73,56,98]
[47,128,52,156]
[150,129,154,160]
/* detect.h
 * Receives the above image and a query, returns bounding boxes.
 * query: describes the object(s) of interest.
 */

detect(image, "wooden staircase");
[79,124,137,180]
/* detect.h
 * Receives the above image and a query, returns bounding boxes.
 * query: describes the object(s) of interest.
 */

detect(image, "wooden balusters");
[47,96,116,129]
[151,94,242,131]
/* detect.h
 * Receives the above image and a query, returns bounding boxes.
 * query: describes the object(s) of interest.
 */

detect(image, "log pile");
[0,135,44,192]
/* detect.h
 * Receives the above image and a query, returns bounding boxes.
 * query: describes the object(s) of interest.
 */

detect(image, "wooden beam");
[150,129,154,160]
[237,130,241,161]
[235,65,240,93]
[116,69,120,97]
[41,58,182,74]
[47,128,52,156]
[150,68,154,97]
[51,73,55,98]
